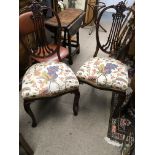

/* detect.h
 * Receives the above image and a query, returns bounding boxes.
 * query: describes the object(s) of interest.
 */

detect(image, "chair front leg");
[24,100,37,127]
[73,89,80,116]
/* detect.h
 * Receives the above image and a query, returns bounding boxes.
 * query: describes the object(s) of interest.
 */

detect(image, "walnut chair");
[19,1,80,127]
[76,1,135,115]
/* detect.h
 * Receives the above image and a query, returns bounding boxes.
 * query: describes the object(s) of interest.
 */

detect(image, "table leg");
[76,31,80,54]
[68,33,73,65]
[63,30,67,47]
[54,29,57,43]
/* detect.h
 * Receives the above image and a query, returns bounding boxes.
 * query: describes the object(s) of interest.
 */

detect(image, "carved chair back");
[94,1,135,60]
[19,0,62,62]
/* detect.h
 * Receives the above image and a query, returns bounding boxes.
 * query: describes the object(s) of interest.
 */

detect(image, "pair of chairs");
[20,1,134,127]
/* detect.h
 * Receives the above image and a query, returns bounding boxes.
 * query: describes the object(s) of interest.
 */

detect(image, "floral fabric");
[22,61,79,99]
[76,57,128,91]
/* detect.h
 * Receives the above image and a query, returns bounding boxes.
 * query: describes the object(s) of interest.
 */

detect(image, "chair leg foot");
[73,89,80,116]
[24,100,37,127]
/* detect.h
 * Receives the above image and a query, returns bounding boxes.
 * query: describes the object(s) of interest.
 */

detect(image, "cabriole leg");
[24,100,37,127]
[73,89,80,116]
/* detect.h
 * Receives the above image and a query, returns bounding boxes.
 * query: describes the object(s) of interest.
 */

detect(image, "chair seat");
[22,60,79,99]
[76,57,128,91]
[32,44,69,62]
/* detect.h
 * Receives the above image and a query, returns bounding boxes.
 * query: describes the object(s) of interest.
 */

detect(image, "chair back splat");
[94,1,135,59]
[19,0,62,62]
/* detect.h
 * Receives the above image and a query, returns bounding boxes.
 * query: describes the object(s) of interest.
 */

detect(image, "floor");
[19,13,121,155]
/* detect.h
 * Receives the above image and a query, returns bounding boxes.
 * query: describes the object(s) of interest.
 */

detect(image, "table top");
[45,8,85,28]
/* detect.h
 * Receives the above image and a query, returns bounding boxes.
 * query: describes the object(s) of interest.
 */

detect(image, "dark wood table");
[45,8,85,65]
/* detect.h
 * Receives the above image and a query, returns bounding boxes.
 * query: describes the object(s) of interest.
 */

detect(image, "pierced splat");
[103,12,125,52]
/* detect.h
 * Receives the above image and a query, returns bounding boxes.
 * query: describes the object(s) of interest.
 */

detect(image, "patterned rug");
[107,85,135,146]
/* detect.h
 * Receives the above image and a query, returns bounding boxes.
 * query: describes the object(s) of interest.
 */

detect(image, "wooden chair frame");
[20,1,80,127]
[78,1,135,117]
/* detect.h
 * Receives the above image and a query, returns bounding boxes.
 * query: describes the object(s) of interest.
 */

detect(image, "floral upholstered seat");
[22,61,79,99]
[76,57,128,91]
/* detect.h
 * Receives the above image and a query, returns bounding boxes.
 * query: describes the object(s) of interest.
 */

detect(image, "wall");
[63,0,86,10]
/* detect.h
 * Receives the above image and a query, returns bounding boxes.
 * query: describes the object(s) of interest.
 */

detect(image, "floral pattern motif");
[22,61,79,99]
[76,57,128,91]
